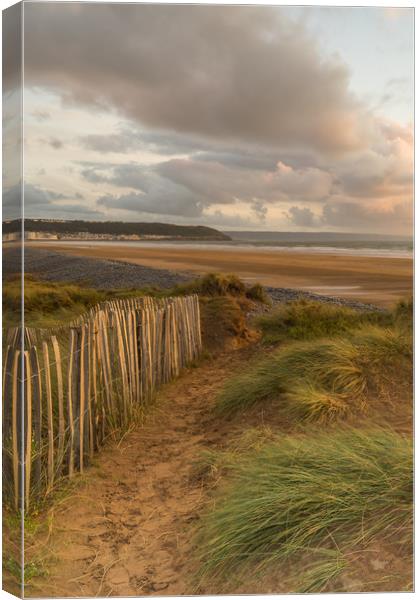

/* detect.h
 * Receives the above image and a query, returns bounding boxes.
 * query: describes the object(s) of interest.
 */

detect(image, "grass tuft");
[284,383,350,424]
[256,299,391,344]
[3,276,106,327]
[194,428,413,592]
[216,325,412,419]
[245,283,269,303]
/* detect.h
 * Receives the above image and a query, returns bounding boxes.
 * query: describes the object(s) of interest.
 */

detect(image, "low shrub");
[245,283,269,303]
[195,428,413,592]
[173,272,267,302]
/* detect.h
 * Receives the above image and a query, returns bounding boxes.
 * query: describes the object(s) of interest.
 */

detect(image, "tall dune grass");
[194,428,413,592]
[216,325,412,421]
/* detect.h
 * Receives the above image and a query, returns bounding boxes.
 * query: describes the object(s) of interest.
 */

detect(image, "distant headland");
[2,219,231,242]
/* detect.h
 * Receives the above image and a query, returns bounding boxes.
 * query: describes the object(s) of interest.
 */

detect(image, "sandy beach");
[32,242,412,308]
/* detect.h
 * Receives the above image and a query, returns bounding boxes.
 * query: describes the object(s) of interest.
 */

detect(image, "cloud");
[80,126,283,172]
[97,191,205,218]
[83,150,412,233]
[80,132,139,155]
[203,210,254,228]
[286,206,318,228]
[80,158,332,223]
[80,128,211,156]
[156,158,332,204]
[3,183,98,219]
[31,109,51,122]
[44,137,64,150]
[24,4,372,155]
[333,122,413,199]
[3,3,21,92]
[19,5,413,234]
[321,199,412,233]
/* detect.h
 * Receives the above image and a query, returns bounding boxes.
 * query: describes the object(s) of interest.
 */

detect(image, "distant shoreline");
[28,238,413,259]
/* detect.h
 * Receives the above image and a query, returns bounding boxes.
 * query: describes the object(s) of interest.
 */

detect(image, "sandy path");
[25,350,249,598]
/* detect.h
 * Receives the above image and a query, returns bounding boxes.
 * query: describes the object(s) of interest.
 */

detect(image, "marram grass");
[216,325,412,420]
[194,428,413,593]
[284,383,350,423]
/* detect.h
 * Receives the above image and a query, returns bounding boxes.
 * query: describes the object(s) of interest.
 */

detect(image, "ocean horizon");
[41,237,413,259]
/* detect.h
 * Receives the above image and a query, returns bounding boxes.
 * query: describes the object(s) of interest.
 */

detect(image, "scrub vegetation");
[3,271,412,594]
[193,296,413,593]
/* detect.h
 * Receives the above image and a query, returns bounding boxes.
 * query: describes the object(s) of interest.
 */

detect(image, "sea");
[50,232,413,260]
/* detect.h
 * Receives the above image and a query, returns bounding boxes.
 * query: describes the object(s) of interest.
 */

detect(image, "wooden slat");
[29,346,42,494]
[87,322,94,458]
[11,350,20,510]
[67,330,76,478]
[79,325,86,472]
[2,345,13,440]
[51,336,65,475]
[24,351,33,510]
[42,341,54,491]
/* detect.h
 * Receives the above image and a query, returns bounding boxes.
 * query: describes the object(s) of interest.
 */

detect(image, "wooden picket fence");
[2,295,201,511]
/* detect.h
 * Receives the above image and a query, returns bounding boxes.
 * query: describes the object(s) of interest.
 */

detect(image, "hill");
[2,219,231,241]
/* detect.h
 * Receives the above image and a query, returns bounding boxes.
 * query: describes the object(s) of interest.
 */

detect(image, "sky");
[3,3,414,234]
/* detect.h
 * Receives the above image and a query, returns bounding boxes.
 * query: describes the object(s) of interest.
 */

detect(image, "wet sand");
[33,242,413,308]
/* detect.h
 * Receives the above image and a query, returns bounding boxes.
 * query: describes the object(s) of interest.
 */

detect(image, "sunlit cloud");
[6,3,411,234]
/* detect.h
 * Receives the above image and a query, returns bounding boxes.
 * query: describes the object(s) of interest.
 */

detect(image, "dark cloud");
[80,158,332,220]
[80,132,139,155]
[24,4,370,154]
[45,137,64,150]
[195,150,279,172]
[80,128,211,156]
[3,183,97,219]
[80,126,283,172]
[97,191,205,218]
[2,182,22,220]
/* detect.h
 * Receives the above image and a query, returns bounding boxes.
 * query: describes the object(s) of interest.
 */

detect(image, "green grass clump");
[3,277,106,327]
[216,325,412,420]
[257,299,391,344]
[394,296,413,329]
[195,428,413,592]
[174,273,245,297]
[174,272,268,303]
